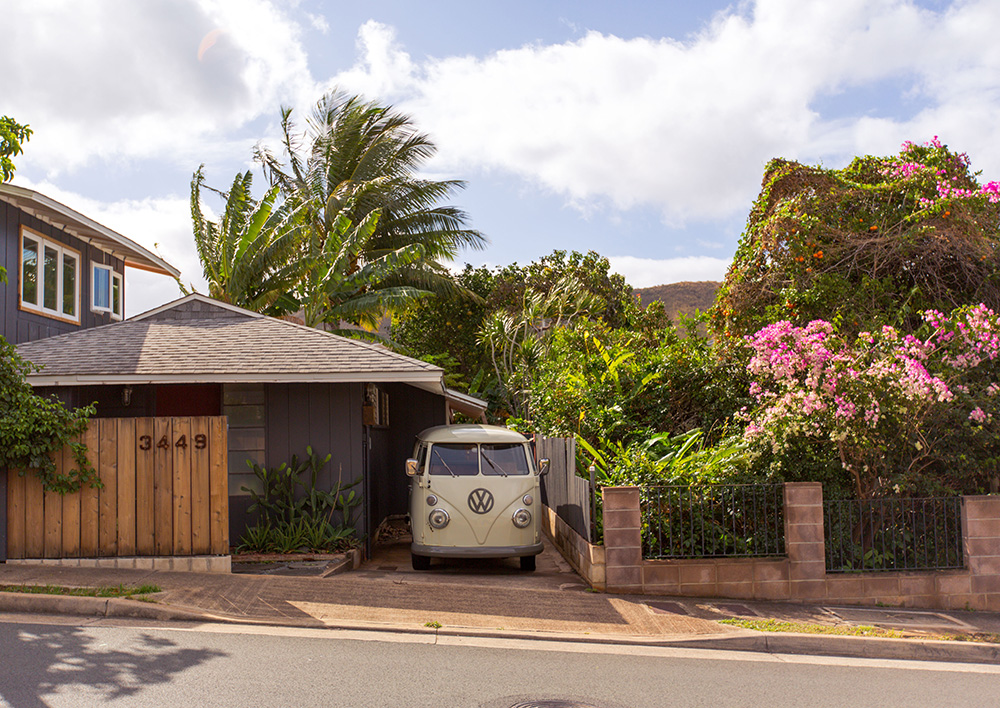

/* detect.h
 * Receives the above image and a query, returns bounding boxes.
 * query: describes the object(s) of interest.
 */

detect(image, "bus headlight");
[426,494,438,506]
[512,508,532,529]
[522,494,533,506]
[429,508,450,529]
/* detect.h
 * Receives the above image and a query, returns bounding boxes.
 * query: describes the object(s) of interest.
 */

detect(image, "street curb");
[3,591,998,665]
[652,631,1000,665]
[0,591,211,623]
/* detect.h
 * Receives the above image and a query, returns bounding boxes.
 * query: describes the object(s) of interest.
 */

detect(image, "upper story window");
[20,226,80,323]
[91,263,123,319]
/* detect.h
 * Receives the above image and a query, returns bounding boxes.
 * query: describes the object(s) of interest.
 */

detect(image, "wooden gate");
[5,416,228,559]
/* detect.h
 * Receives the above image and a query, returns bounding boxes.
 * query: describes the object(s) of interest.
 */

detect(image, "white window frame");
[19,226,81,324]
[91,262,123,320]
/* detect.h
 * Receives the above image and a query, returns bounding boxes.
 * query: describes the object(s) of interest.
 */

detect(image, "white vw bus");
[406,425,549,571]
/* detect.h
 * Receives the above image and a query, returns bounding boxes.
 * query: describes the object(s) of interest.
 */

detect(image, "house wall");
[379,383,448,523]
[602,484,1000,610]
[1,199,123,344]
[226,382,365,544]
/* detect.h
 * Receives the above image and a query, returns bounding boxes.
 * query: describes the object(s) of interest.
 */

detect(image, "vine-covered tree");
[713,138,1000,342]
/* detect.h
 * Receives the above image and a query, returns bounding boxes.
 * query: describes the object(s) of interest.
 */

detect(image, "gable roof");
[17,294,444,387]
[0,183,179,277]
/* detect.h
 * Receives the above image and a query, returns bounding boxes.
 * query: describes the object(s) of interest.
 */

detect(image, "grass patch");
[424,621,442,629]
[0,583,161,601]
[720,618,908,638]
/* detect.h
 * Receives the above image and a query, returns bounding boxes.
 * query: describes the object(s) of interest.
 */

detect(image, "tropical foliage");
[0,115,31,183]
[0,338,97,493]
[238,447,362,553]
[189,90,484,329]
[713,138,1000,342]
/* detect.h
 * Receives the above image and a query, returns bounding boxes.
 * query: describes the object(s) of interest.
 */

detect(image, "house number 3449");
[138,434,208,451]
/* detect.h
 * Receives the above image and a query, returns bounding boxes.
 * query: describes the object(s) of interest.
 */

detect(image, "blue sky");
[5,0,1000,315]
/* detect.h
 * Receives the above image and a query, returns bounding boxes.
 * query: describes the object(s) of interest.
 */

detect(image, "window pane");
[93,266,110,309]
[112,273,121,316]
[429,443,480,476]
[62,254,77,317]
[43,246,58,311]
[21,237,38,305]
[481,444,530,476]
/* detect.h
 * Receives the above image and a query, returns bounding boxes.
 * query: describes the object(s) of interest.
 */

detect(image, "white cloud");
[1,0,315,176]
[607,256,731,288]
[331,1,1000,225]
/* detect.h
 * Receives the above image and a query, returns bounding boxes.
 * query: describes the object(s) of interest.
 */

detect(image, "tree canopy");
[189,90,485,330]
[713,138,1000,342]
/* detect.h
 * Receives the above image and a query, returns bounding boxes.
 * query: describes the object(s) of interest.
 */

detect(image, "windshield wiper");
[433,448,458,477]
[482,452,508,477]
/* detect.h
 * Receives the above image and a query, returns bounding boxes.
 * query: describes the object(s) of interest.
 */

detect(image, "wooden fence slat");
[209,416,229,554]
[153,417,173,555]
[43,452,63,559]
[190,417,212,554]
[117,417,137,556]
[135,418,156,555]
[61,444,81,558]
[172,417,193,555]
[80,423,100,556]
[24,465,45,558]
[6,416,228,561]
[98,418,118,557]
[7,469,26,560]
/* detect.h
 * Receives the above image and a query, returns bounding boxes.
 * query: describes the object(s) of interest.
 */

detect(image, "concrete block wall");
[602,484,1000,610]
[541,505,606,590]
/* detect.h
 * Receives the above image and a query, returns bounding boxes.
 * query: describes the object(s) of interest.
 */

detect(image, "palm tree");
[253,91,487,309]
[186,166,303,313]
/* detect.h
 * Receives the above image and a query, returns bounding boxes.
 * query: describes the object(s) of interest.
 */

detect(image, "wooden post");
[6,469,26,560]
[172,417,193,555]
[190,417,212,554]
[98,418,118,557]
[117,417,137,556]
[153,416,173,555]
[61,444,81,558]
[135,417,156,555]
[209,416,229,554]
[80,423,100,557]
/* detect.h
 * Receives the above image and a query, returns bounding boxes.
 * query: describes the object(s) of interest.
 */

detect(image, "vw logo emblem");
[468,488,495,514]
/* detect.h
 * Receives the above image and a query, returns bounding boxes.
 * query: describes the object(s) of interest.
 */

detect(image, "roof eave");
[27,371,446,387]
[0,183,180,277]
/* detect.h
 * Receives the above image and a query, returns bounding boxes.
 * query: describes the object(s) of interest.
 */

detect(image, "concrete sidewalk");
[2,538,1000,665]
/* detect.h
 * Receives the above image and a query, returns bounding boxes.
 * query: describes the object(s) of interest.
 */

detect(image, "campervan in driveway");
[406,425,549,571]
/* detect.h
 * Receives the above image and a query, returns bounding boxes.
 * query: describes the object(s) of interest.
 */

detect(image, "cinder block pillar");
[784,482,826,599]
[0,467,6,562]
[602,486,642,593]
[964,495,1000,611]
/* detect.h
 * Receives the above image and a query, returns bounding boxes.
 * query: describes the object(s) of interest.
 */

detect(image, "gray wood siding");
[378,383,447,524]
[1,199,124,343]
[227,382,365,545]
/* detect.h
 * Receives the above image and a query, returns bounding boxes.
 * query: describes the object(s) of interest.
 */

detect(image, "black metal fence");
[823,497,965,572]
[642,484,786,559]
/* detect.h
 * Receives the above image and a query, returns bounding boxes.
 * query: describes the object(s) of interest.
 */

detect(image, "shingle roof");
[18,294,443,387]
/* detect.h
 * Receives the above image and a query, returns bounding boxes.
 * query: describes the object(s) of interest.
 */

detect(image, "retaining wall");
[602,483,1000,611]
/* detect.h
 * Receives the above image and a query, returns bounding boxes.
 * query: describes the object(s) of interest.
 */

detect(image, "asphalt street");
[0,614,998,708]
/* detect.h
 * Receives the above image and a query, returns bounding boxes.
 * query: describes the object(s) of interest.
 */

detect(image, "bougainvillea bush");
[714,138,1000,343]
[742,304,1000,498]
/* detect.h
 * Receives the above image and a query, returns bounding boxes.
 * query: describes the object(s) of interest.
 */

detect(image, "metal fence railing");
[642,484,786,559]
[823,497,965,572]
